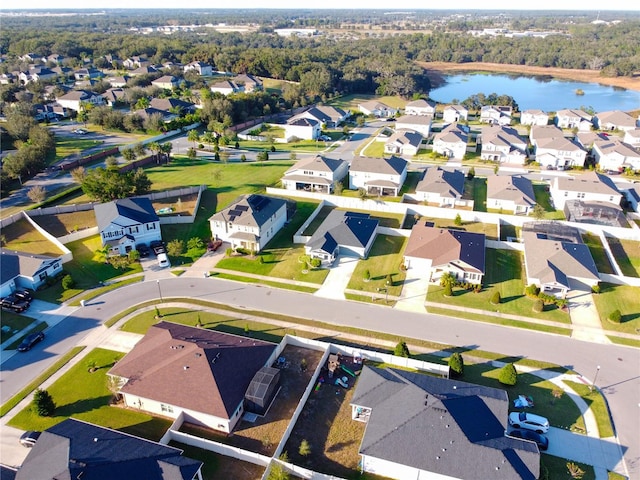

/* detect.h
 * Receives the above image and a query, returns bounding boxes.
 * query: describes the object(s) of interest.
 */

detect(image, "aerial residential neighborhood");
[0,7,639,480]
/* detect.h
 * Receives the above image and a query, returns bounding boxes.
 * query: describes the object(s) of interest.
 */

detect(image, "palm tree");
[161,142,173,163]
[148,142,161,164]
[188,129,199,148]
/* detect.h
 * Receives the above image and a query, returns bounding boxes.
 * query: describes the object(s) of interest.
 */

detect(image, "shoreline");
[419,61,640,93]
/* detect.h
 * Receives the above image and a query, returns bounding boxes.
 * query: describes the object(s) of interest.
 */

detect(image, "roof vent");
[183,366,189,370]
[93,438,98,442]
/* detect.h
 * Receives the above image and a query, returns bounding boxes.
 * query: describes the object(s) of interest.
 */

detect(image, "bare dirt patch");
[30,210,97,238]
[152,193,199,217]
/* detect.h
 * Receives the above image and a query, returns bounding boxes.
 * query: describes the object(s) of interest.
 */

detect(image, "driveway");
[566,288,610,344]
[314,256,359,299]
[394,260,431,313]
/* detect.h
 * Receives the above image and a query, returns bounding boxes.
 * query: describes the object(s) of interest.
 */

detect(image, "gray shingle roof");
[94,197,158,232]
[285,155,346,175]
[350,156,408,176]
[416,167,465,198]
[208,194,286,228]
[553,171,621,196]
[0,249,59,284]
[307,210,378,253]
[487,175,536,207]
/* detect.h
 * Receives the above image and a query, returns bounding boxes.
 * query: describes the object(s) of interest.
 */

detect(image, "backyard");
[582,233,615,274]
[468,176,487,212]
[1,218,66,256]
[606,237,640,277]
[409,214,499,240]
[30,210,97,238]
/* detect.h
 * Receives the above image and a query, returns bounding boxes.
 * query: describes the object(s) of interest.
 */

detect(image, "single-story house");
[102,87,127,107]
[281,155,348,194]
[56,90,105,112]
[149,97,196,115]
[233,73,263,92]
[522,223,599,297]
[0,249,63,297]
[550,170,622,210]
[442,104,469,124]
[351,366,540,480]
[594,110,637,132]
[349,156,408,196]
[487,175,536,215]
[414,167,465,207]
[358,100,397,118]
[404,222,485,284]
[520,109,549,126]
[210,80,243,95]
[480,105,512,125]
[184,61,213,76]
[305,210,379,265]
[151,75,181,90]
[384,130,423,156]
[394,114,433,137]
[404,98,436,116]
[555,109,593,131]
[284,117,321,141]
[94,197,162,256]
[592,138,640,172]
[209,194,287,253]
[293,106,349,128]
[432,123,468,160]
[109,322,277,433]
[479,125,527,164]
[623,128,640,148]
[133,107,178,123]
[106,75,130,87]
[130,65,158,76]
[16,418,203,480]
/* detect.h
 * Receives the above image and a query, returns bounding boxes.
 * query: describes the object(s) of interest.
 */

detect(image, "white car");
[157,253,170,268]
[508,412,549,434]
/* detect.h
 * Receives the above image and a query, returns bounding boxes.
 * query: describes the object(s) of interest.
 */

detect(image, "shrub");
[394,341,410,358]
[591,284,600,294]
[454,213,462,226]
[467,167,475,179]
[608,309,622,323]
[240,154,247,162]
[167,239,185,257]
[61,274,75,290]
[310,258,321,268]
[187,237,204,251]
[108,255,130,270]
[525,284,540,297]
[363,269,371,281]
[128,249,140,262]
[448,352,464,376]
[532,299,544,313]
[490,290,501,305]
[32,388,56,416]
[498,363,518,386]
[443,283,453,297]
[225,247,233,256]
[299,439,311,456]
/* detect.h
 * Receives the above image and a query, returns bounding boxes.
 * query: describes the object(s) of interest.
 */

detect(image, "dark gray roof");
[350,156,408,176]
[352,366,539,480]
[0,466,16,480]
[16,418,202,480]
[94,197,158,232]
[416,167,465,198]
[208,194,286,228]
[307,210,378,254]
[0,249,60,284]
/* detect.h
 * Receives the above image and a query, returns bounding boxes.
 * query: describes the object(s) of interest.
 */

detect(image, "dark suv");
[1,294,30,313]
[14,289,33,303]
[150,240,166,255]
[136,244,151,258]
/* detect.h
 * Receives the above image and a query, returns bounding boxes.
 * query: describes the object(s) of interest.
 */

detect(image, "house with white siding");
[555,109,593,131]
[56,90,105,112]
[184,61,213,76]
[549,171,622,210]
[592,138,640,173]
[281,156,348,194]
[479,125,527,164]
[487,175,536,215]
[442,104,468,123]
[384,130,423,156]
[623,128,640,148]
[520,109,549,126]
[358,100,397,118]
[349,156,408,196]
[530,125,587,170]
[432,123,468,160]
[594,110,637,132]
[414,167,465,207]
[0,250,63,297]
[210,80,243,95]
[404,99,436,116]
[480,105,512,125]
[394,115,433,137]
[283,117,321,141]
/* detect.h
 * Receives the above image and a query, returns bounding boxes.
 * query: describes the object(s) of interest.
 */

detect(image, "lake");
[429,72,640,112]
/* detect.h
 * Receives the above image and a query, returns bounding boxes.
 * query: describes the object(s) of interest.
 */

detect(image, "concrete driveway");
[566,288,610,344]
[395,261,431,313]
[314,256,359,299]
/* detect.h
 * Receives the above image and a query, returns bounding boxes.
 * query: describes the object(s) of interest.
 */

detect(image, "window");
[160,404,173,413]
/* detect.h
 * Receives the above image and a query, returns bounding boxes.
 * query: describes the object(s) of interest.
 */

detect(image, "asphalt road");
[2,277,638,476]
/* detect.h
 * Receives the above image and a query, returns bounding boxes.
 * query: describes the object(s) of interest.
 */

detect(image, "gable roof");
[152,75,179,85]
[0,249,60,284]
[352,366,539,480]
[350,156,407,176]
[209,194,286,228]
[359,100,393,112]
[405,98,435,109]
[434,123,468,144]
[233,73,262,86]
[481,125,526,147]
[596,110,636,129]
[386,130,423,148]
[556,109,592,121]
[395,114,433,126]
[307,210,378,253]
[16,418,202,480]
[404,223,485,274]
[553,171,621,196]
[149,97,194,112]
[487,175,536,207]
[416,167,465,198]
[593,138,640,159]
[94,197,158,232]
[314,105,347,121]
[109,322,276,419]
[285,155,346,175]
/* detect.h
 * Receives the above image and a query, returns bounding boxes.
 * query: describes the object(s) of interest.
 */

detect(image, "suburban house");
[414,167,466,207]
[102,87,127,107]
[294,106,349,128]
[432,123,468,160]
[592,137,640,172]
[358,100,397,118]
[555,109,593,131]
[133,107,178,123]
[623,128,640,148]
[233,73,263,92]
[479,105,512,125]
[150,97,196,115]
[442,104,469,124]
[621,184,640,212]
[395,114,433,136]
[349,156,408,196]
[404,98,436,116]
[550,170,623,210]
[130,65,158,76]
[281,155,348,193]
[56,89,105,112]
[404,222,485,284]
[283,117,321,140]
[520,109,549,126]
[479,125,527,164]
[183,61,213,76]
[16,418,203,480]
[94,197,162,256]
[73,67,102,81]
[305,210,379,264]
[0,250,63,297]
[123,55,149,69]
[106,75,130,87]
[18,66,57,84]
[487,175,536,215]
[594,110,637,132]
[522,223,599,297]
[351,366,540,480]
[210,80,243,95]
[384,130,423,156]
[208,194,288,253]
[530,125,587,170]
[151,75,181,90]
[108,322,278,433]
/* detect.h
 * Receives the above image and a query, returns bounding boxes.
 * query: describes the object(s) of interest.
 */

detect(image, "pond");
[429,72,640,112]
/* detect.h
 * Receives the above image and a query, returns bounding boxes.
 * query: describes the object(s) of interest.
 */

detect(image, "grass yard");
[532,183,565,220]
[582,233,615,274]
[301,205,333,236]
[413,215,499,240]
[606,237,640,277]
[262,77,290,94]
[30,210,97,238]
[7,348,172,441]
[427,249,570,323]
[0,312,37,343]
[469,177,487,211]
[361,141,385,158]
[592,283,640,335]
[54,137,105,162]
[1,218,66,256]
[328,93,408,111]
[541,455,595,480]
[347,235,408,297]
[563,380,614,438]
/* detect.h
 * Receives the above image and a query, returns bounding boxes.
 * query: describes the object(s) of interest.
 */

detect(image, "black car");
[136,244,150,258]
[14,289,33,303]
[1,295,30,313]
[19,430,41,448]
[17,331,45,352]
[150,240,166,255]
[508,429,549,451]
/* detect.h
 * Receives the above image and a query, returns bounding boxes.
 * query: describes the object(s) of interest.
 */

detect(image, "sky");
[3,1,639,11]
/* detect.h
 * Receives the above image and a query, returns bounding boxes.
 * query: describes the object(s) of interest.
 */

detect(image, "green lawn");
[327,94,408,111]
[592,283,640,335]
[532,183,565,220]
[563,380,614,438]
[470,177,487,212]
[8,348,172,441]
[346,235,408,297]
[361,141,385,158]
[582,233,615,274]
[0,312,37,343]
[541,455,595,480]
[413,216,498,240]
[606,237,640,277]
[427,249,570,323]
[237,139,336,153]
[55,137,106,162]
[1,218,66,256]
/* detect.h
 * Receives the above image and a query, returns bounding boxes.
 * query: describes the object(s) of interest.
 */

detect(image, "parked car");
[150,240,165,255]
[17,331,45,352]
[318,135,331,142]
[157,253,170,268]
[508,412,549,434]
[13,289,33,303]
[1,295,30,313]
[136,244,150,258]
[19,431,41,448]
[208,239,223,252]
[507,429,549,451]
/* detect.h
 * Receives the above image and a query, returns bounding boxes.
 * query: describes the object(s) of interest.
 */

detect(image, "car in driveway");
[19,431,41,448]
[157,253,170,268]
[507,429,549,451]
[17,331,45,352]
[136,244,150,258]
[13,289,33,303]
[1,294,30,313]
[508,411,549,434]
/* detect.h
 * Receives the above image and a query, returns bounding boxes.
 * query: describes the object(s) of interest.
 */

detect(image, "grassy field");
[55,137,106,162]
[1,218,66,256]
[8,348,172,441]
[606,237,640,277]
[413,215,499,240]
[427,249,570,323]
[327,94,408,111]
[236,139,336,153]
[361,141,385,158]
[563,380,614,438]
[582,233,615,274]
[346,235,408,297]
[592,283,640,335]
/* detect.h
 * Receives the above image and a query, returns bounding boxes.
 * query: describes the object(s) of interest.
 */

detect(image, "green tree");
[167,239,185,257]
[187,237,204,251]
[466,167,475,179]
[498,363,518,386]
[32,388,56,416]
[122,148,136,161]
[608,309,622,323]
[71,166,86,184]
[187,147,197,159]
[454,213,462,226]
[532,203,546,220]
[363,269,371,282]
[394,341,410,357]
[61,274,75,290]
[448,352,464,376]
[188,129,199,147]
[268,453,290,480]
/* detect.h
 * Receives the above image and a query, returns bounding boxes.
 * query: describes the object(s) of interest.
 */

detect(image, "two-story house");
[530,125,587,170]
[394,115,433,137]
[487,175,536,215]
[210,80,243,95]
[56,90,105,112]
[293,106,349,128]
[183,61,213,76]
[432,123,468,160]
[404,99,436,116]
[442,104,469,124]
[555,109,593,131]
[284,117,321,141]
[550,171,622,210]
[520,109,549,126]
[414,167,465,207]
[592,138,640,173]
[233,74,263,93]
[480,105,512,125]
[594,110,637,132]
[384,130,423,156]
[479,125,527,164]
[281,156,348,193]
[349,156,408,196]
[358,100,397,118]
[208,194,288,252]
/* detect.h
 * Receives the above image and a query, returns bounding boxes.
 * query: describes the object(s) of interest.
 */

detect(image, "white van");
[157,253,170,268]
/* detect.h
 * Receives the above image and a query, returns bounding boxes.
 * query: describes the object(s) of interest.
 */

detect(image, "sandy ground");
[419,61,640,92]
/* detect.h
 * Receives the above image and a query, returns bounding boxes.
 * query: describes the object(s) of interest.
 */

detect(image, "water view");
[429,72,640,112]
